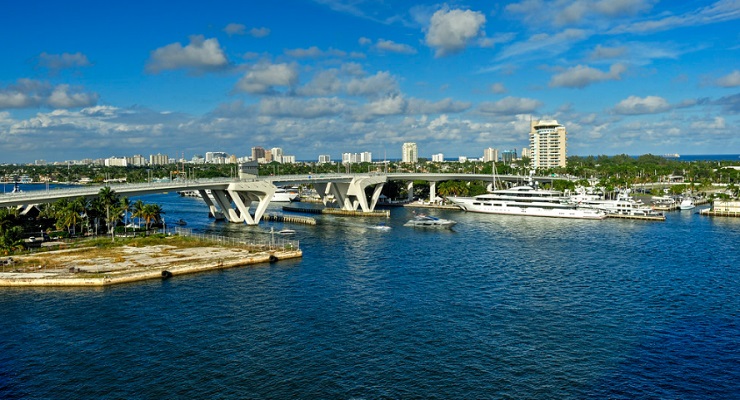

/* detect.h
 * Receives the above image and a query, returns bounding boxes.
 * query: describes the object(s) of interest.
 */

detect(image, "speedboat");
[371,223,392,231]
[277,229,296,235]
[404,214,456,229]
[679,198,696,210]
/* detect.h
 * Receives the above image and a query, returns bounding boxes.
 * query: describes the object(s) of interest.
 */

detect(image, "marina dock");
[263,213,317,225]
[606,213,666,221]
[283,205,390,218]
[699,209,740,218]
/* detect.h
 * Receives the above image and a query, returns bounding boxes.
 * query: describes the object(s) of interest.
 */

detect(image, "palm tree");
[120,197,131,235]
[438,180,468,197]
[70,197,89,235]
[0,225,25,255]
[132,199,145,229]
[98,186,118,240]
[141,204,165,232]
[150,204,165,227]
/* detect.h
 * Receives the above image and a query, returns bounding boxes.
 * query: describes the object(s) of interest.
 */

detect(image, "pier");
[282,205,389,218]
[262,213,317,225]
[606,213,666,221]
[700,209,740,218]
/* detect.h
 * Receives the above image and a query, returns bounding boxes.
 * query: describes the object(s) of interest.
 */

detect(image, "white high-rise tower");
[529,119,567,169]
[402,142,418,163]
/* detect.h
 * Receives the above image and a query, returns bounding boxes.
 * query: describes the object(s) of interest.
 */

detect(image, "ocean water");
[675,154,740,162]
[1,194,739,399]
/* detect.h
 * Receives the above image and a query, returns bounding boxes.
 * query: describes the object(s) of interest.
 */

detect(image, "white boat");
[371,223,392,231]
[272,188,299,202]
[679,198,696,210]
[404,213,457,229]
[449,163,606,220]
[277,229,296,235]
[178,190,202,198]
[449,185,606,220]
[651,195,676,207]
[571,190,663,217]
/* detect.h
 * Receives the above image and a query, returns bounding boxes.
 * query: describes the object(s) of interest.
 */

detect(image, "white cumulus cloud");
[425,8,486,57]
[249,27,271,38]
[223,23,246,36]
[47,85,99,108]
[146,35,229,74]
[37,52,91,70]
[345,71,399,98]
[613,95,671,114]
[259,97,345,119]
[716,70,740,87]
[363,95,406,117]
[374,39,417,54]
[550,63,627,88]
[0,79,98,110]
[235,63,299,94]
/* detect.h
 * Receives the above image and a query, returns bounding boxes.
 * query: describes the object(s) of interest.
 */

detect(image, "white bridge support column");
[198,190,225,220]
[429,181,436,203]
[201,182,276,225]
[345,175,386,212]
[314,176,386,212]
[311,182,333,207]
[407,181,414,201]
[227,181,276,225]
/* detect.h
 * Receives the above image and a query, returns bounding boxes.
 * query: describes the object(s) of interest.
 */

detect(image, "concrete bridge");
[0,172,562,225]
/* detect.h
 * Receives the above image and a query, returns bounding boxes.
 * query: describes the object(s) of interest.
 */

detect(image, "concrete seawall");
[0,249,302,287]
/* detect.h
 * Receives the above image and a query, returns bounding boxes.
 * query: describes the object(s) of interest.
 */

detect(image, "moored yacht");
[449,185,606,220]
[571,189,663,217]
[272,187,300,202]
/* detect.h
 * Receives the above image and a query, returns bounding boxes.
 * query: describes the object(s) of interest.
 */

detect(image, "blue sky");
[1,0,739,164]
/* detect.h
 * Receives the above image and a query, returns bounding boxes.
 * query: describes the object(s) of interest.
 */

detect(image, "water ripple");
[1,203,738,399]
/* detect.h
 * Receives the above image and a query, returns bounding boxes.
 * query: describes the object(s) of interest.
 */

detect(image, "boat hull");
[451,198,606,220]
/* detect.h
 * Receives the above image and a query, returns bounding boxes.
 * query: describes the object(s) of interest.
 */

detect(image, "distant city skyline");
[1,1,738,164]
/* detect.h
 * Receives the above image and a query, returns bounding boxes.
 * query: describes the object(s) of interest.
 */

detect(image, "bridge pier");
[198,190,225,220]
[202,181,276,225]
[314,176,386,212]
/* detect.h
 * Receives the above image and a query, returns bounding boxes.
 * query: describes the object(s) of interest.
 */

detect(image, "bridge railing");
[1,178,238,202]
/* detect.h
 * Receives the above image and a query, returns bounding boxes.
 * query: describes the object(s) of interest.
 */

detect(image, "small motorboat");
[371,223,391,231]
[404,213,456,229]
[277,229,296,235]
[174,219,187,226]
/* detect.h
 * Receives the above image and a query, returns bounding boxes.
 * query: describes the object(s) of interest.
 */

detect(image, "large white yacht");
[570,189,663,217]
[448,185,606,220]
[271,187,299,202]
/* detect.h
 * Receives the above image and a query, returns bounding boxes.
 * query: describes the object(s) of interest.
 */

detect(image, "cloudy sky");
[1,0,739,163]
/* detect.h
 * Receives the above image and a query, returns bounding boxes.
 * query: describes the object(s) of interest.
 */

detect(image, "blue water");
[1,194,739,399]
[674,154,740,162]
